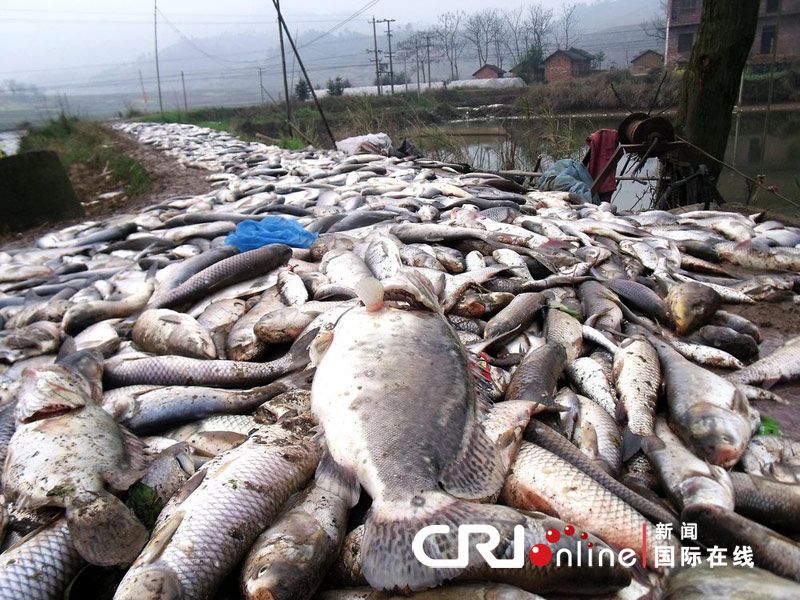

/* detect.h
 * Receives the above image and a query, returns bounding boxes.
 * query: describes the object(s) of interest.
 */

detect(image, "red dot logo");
[529,543,553,567]
[587,541,594,548]
[545,528,561,543]
[580,531,588,540]
[564,524,575,536]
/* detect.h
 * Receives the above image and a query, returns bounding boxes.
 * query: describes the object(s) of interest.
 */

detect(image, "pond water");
[0,130,22,156]
[416,111,800,214]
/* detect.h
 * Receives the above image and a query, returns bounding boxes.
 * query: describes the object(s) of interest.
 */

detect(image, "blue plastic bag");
[225,216,318,251]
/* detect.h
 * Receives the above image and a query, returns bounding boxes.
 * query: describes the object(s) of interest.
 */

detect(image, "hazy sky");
[0,0,570,85]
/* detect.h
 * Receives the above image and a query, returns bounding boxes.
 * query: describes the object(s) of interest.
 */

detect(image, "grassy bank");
[129,71,683,148]
[19,115,150,197]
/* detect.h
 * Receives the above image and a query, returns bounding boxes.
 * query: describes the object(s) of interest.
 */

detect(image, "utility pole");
[138,68,149,104]
[259,67,265,104]
[276,0,292,123]
[425,34,432,89]
[401,54,407,92]
[378,19,396,93]
[153,0,163,114]
[180,70,188,111]
[271,0,335,147]
[415,41,421,93]
[371,17,382,95]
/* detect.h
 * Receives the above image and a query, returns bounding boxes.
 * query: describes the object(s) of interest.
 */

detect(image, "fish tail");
[66,491,148,566]
[361,490,521,592]
[622,426,648,462]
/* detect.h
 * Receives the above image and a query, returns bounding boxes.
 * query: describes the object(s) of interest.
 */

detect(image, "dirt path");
[0,126,213,250]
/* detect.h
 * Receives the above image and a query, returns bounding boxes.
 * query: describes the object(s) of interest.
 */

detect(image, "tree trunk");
[676,0,759,183]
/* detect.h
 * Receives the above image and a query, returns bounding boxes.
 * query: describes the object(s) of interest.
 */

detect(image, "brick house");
[472,64,506,79]
[543,47,594,83]
[666,0,800,66]
[630,49,664,74]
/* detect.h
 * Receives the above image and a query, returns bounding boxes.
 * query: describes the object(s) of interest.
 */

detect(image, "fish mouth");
[709,445,742,469]
[21,404,76,423]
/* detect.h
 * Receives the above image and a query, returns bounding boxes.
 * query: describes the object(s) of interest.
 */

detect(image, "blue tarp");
[536,159,599,204]
[225,216,318,251]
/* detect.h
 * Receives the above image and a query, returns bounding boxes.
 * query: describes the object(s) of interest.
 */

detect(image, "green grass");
[19,115,151,197]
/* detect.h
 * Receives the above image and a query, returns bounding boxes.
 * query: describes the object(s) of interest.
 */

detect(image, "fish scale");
[0,520,83,600]
[114,423,320,599]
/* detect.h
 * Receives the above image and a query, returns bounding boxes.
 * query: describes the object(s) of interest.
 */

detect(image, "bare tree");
[554,2,581,49]
[503,6,528,66]
[464,10,497,68]
[641,0,668,41]
[434,12,465,80]
[489,11,508,67]
[525,3,554,52]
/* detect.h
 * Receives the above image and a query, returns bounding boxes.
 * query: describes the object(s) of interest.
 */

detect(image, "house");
[666,0,800,66]
[630,49,664,74]
[472,64,506,79]
[543,47,594,83]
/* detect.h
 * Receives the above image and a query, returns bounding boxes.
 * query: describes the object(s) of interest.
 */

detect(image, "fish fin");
[579,422,600,462]
[158,314,184,325]
[117,424,150,476]
[288,326,321,370]
[137,511,185,564]
[361,491,523,592]
[315,451,361,507]
[640,435,665,455]
[621,426,647,462]
[439,421,505,501]
[66,491,148,566]
[56,336,77,362]
[731,388,751,416]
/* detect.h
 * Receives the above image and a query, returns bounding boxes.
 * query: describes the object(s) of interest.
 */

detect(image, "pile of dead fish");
[0,120,798,600]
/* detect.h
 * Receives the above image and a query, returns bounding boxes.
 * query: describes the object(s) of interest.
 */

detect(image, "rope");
[675,134,800,210]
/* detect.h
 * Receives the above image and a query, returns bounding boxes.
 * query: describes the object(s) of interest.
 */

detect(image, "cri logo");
[529,524,590,566]
[413,523,640,569]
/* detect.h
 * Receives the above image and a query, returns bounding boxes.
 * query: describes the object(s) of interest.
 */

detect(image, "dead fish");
[132,308,216,359]
[652,337,754,468]
[687,325,759,362]
[196,297,246,358]
[240,482,348,600]
[664,281,721,336]
[150,244,291,309]
[571,394,622,476]
[104,329,315,388]
[114,420,320,599]
[613,336,660,459]
[3,364,148,566]
[101,383,284,433]
[683,503,800,582]
[543,305,583,362]
[643,417,734,511]
[312,302,525,591]
[0,321,62,363]
[0,518,83,600]
[729,471,800,534]
[739,435,800,483]
[484,292,547,339]
[665,563,800,599]
[501,441,671,568]
[567,356,618,418]
[505,341,567,408]
[728,335,800,388]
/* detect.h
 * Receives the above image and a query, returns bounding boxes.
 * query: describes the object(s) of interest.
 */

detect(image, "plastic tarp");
[336,133,394,156]
[313,77,525,98]
[536,159,599,204]
[225,216,318,251]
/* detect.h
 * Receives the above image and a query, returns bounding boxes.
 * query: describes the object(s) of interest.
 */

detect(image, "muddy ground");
[727,301,800,439]
[0,127,213,250]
